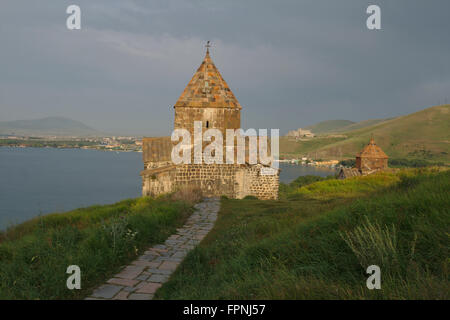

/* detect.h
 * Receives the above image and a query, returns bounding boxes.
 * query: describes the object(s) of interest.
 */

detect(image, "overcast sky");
[1,0,449,135]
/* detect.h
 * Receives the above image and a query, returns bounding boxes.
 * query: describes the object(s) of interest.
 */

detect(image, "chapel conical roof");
[174,48,242,109]
[356,136,389,159]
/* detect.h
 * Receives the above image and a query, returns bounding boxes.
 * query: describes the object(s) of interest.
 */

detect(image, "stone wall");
[174,107,241,137]
[239,165,280,200]
[142,137,172,164]
[142,107,279,200]
[141,163,279,200]
[356,157,388,171]
[142,166,176,197]
[174,164,239,198]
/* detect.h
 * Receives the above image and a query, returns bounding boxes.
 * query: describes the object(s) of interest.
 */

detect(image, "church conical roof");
[174,49,242,109]
[356,137,388,159]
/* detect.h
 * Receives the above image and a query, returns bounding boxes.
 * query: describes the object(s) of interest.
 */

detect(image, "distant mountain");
[305,120,355,134]
[0,117,103,137]
[281,105,450,162]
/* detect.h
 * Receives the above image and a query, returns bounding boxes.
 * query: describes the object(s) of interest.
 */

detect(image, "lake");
[0,147,336,230]
[277,162,337,183]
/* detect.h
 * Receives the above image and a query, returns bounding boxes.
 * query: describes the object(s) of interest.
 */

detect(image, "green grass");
[278,175,334,199]
[155,168,449,299]
[281,105,450,162]
[0,196,193,299]
[305,120,355,134]
[339,158,447,168]
[303,118,392,135]
[294,171,401,199]
[280,136,346,158]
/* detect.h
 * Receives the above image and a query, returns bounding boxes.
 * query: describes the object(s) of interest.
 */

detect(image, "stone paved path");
[86,198,220,300]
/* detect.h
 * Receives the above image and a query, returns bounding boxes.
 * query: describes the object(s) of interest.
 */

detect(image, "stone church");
[338,136,389,179]
[140,46,279,200]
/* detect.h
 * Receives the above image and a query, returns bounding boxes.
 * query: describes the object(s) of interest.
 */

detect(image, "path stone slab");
[136,274,149,281]
[128,293,154,300]
[91,285,123,299]
[107,278,139,287]
[139,254,159,261]
[172,251,187,259]
[148,274,169,283]
[115,266,145,280]
[132,260,161,268]
[113,291,130,300]
[87,198,220,300]
[159,261,179,271]
[148,268,172,275]
[136,282,162,294]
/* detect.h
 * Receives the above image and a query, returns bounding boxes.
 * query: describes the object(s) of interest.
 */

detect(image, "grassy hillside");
[280,136,347,159]
[303,118,391,135]
[332,118,392,133]
[155,168,449,299]
[281,105,450,162]
[0,196,194,299]
[305,120,354,134]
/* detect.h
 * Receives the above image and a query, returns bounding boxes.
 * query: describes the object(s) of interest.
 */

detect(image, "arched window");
[206,121,209,128]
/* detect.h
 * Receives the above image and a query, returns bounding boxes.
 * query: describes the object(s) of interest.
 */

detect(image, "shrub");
[155,169,449,299]
[294,171,400,199]
[339,217,399,271]
[389,158,445,168]
[171,185,203,204]
[0,196,193,299]
[279,175,332,198]
[339,159,356,167]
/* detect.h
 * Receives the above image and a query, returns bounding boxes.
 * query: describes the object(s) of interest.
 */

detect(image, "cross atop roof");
[370,133,375,144]
[174,43,241,109]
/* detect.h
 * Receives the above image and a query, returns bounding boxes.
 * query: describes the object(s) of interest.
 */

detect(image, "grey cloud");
[0,0,449,135]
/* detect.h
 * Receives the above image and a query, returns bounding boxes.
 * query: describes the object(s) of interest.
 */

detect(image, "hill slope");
[155,169,449,299]
[303,118,392,135]
[305,120,355,134]
[332,118,393,133]
[281,105,450,162]
[0,117,102,136]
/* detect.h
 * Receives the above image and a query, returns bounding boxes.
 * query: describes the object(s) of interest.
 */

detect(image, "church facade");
[140,48,279,200]
[355,137,389,172]
[338,137,389,179]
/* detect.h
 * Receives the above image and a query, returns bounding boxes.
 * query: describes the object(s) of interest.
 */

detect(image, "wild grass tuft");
[339,217,399,271]
[155,168,449,299]
[170,185,203,204]
[294,171,401,199]
[0,196,194,299]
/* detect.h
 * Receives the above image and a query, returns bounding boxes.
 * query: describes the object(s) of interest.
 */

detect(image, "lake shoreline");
[0,147,336,230]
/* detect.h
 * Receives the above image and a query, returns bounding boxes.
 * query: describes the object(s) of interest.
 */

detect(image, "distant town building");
[338,136,388,179]
[286,128,315,138]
